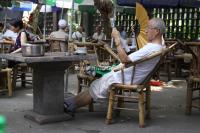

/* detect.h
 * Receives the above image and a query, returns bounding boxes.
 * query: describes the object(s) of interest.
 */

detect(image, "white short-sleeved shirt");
[50,29,68,52]
[92,32,105,41]
[113,43,163,84]
[3,29,17,41]
[72,31,83,41]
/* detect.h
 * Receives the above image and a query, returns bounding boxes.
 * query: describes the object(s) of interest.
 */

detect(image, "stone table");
[0,52,96,124]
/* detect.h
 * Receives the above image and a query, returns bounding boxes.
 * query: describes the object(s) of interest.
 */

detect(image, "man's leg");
[75,90,93,108]
[64,90,92,112]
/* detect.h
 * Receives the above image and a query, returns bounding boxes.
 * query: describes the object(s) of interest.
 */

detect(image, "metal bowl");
[21,43,45,57]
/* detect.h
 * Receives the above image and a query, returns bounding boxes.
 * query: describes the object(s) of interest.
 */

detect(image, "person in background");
[72,26,86,42]
[2,24,17,43]
[118,26,127,40]
[64,18,166,114]
[3,20,28,53]
[92,25,105,43]
[65,26,69,34]
[0,23,4,40]
[130,25,137,50]
[49,19,69,52]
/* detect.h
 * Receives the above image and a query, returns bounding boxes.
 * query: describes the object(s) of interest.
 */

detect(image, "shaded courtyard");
[0,74,200,133]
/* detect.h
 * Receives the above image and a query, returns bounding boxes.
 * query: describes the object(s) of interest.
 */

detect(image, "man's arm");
[112,28,131,63]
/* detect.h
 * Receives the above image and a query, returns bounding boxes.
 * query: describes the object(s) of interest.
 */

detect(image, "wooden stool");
[0,68,12,96]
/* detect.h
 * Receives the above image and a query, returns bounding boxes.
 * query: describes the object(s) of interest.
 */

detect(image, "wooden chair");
[75,41,120,111]
[12,63,32,90]
[47,38,68,52]
[0,68,12,96]
[74,42,99,111]
[184,41,200,115]
[105,42,178,127]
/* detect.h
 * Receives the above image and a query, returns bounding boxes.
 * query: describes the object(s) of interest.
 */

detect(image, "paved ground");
[0,74,200,133]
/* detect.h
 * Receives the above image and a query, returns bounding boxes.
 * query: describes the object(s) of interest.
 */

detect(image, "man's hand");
[111,63,125,72]
[111,28,120,46]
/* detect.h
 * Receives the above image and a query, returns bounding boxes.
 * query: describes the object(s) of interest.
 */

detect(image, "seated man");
[64,18,166,113]
[92,25,105,43]
[72,26,86,42]
[49,19,69,52]
[0,23,4,39]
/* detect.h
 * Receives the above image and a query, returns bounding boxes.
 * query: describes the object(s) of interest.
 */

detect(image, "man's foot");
[64,103,75,117]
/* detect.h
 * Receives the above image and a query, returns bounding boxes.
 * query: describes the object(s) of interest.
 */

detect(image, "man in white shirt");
[0,23,4,40]
[2,25,18,42]
[92,25,105,42]
[72,26,86,42]
[49,19,69,52]
[64,18,166,113]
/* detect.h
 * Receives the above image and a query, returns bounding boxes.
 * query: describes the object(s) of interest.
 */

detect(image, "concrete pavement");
[0,74,200,133]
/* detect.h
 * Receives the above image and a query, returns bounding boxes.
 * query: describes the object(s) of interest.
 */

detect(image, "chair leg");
[106,89,115,124]
[12,66,18,90]
[64,69,68,93]
[138,91,145,128]
[166,61,171,81]
[145,86,151,119]
[77,78,82,94]
[21,72,26,88]
[116,90,124,116]
[7,69,12,96]
[115,97,123,117]
[199,88,200,111]
[186,82,193,115]
[89,99,94,112]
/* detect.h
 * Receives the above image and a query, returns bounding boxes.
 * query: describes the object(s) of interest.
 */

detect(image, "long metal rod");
[43,2,47,39]
[61,0,64,19]
[69,0,74,41]
[110,0,117,48]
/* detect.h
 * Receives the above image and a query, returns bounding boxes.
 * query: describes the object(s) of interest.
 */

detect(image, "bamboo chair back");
[119,42,178,87]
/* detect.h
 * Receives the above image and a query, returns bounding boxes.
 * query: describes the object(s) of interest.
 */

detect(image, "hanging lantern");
[74,0,84,4]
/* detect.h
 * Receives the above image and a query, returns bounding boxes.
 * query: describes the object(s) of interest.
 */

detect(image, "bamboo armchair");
[75,41,120,111]
[105,42,178,127]
[47,38,68,52]
[183,41,200,115]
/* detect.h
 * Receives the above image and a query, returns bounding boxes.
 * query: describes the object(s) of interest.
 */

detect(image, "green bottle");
[0,116,6,133]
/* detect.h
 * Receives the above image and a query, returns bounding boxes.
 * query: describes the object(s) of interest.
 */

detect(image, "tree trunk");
[93,0,113,39]
[29,4,42,35]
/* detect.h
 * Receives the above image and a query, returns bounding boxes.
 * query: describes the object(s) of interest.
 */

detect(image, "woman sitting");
[3,20,28,53]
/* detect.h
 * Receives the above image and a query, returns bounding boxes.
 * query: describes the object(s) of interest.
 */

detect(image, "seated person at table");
[3,20,28,53]
[129,25,137,50]
[118,26,127,40]
[0,23,4,39]
[72,26,86,42]
[92,25,105,43]
[64,18,166,114]
[49,19,69,52]
[2,24,17,42]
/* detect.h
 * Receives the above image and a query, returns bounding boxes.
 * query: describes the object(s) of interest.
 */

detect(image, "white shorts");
[89,72,119,101]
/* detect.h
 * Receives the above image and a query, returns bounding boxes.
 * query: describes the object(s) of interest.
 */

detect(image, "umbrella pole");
[69,0,74,41]
[61,0,64,19]
[3,7,7,33]
[43,3,47,39]
[110,0,116,48]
